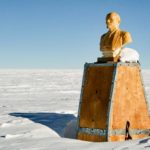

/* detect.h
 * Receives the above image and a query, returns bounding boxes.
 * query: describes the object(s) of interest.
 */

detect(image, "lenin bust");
[99,12,132,62]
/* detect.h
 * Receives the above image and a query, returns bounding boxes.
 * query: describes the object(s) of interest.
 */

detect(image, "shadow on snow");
[9,112,76,137]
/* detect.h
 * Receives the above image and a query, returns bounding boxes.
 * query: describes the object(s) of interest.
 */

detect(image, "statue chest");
[101,31,123,51]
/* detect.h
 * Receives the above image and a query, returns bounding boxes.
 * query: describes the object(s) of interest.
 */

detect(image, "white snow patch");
[1,134,22,139]
[0,69,150,150]
[59,90,80,94]
[120,47,140,62]
[0,123,12,128]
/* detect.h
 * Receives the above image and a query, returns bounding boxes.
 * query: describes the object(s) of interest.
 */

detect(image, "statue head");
[106,12,121,31]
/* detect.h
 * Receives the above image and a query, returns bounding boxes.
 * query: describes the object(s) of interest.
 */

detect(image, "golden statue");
[99,12,132,62]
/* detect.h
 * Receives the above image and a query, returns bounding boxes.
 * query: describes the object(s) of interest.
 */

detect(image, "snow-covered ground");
[0,69,150,150]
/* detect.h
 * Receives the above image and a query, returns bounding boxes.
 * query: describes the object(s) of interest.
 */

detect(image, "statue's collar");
[108,28,120,34]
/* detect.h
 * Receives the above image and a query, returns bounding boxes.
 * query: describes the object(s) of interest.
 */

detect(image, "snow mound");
[120,48,139,62]
[0,123,12,128]
[1,134,22,139]
[63,119,77,139]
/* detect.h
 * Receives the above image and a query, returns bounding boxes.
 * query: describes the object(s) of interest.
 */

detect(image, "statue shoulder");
[101,33,107,39]
[120,30,132,45]
[100,32,108,51]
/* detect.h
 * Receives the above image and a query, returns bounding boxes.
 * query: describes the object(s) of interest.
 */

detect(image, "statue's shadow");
[9,112,76,137]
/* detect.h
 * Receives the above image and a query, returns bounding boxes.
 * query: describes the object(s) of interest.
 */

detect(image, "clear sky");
[0,0,150,69]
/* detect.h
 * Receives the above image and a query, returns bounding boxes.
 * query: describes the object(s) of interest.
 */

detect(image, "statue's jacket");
[100,29,132,51]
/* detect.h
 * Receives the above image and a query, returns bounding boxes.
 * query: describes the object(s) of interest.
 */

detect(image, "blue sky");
[0,0,150,69]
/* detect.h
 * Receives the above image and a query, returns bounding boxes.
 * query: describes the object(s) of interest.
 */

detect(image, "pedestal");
[77,62,150,142]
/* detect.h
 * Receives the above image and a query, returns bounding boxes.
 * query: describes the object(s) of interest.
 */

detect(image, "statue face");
[106,14,120,31]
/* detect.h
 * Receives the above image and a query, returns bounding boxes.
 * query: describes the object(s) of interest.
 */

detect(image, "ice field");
[0,69,150,150]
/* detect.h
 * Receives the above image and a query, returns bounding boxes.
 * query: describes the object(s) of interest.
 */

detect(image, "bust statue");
[99,12,132,62]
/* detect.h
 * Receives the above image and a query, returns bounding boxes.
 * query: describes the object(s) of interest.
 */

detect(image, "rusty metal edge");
[76,63,90,138]
[78,127,106,136]
[78,128,150,136]
[138,65,150,115]
[110,129,150,136]
[106,63,118,141]
[88,62,139,67]
[117,62,139,67]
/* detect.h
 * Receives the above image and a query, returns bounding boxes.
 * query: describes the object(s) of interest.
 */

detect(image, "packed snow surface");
[0,69,150,150]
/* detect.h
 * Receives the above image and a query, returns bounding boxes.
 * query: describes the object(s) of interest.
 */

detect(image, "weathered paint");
[78,128,150,136]
[77,62,150,142]
[79,127,106,136]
